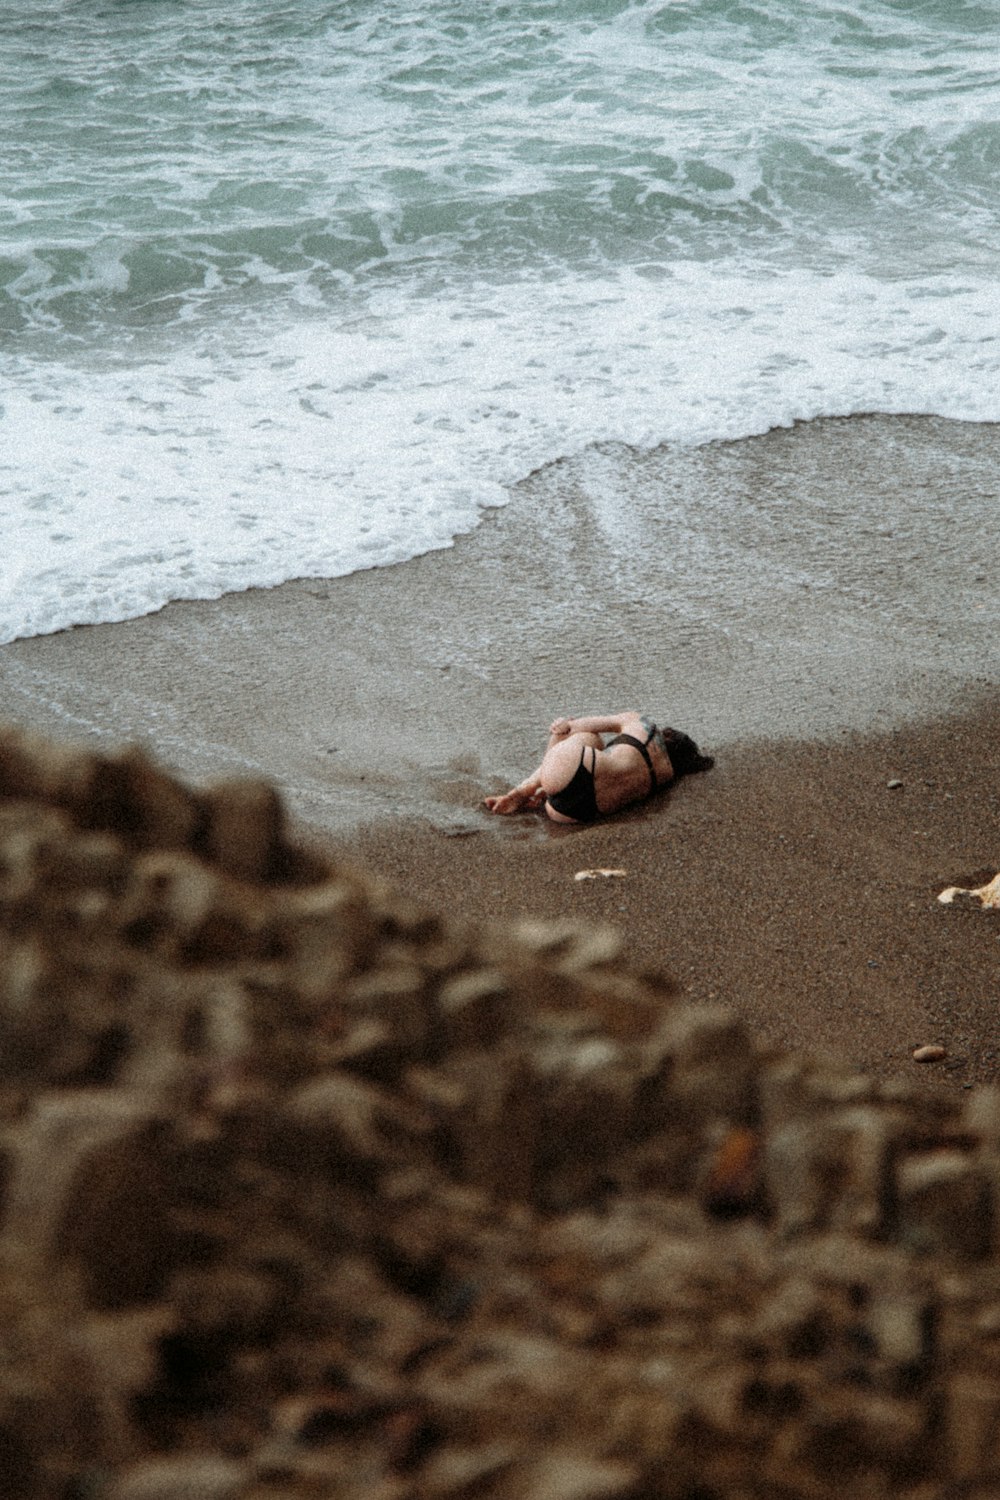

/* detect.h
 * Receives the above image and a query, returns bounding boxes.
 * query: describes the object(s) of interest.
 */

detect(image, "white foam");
[3,254,999,645]
[4,0,1000,643]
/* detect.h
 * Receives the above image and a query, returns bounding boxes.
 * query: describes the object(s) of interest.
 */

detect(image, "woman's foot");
[483,785,544,814]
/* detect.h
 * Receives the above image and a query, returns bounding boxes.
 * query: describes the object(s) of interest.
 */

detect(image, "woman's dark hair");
[663,727,714,778]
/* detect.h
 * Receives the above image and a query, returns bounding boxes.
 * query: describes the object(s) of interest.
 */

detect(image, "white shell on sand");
[574,868,627,881]
[937,873,1000,908]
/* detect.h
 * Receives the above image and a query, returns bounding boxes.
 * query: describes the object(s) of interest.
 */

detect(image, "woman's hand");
[549,716,574,738]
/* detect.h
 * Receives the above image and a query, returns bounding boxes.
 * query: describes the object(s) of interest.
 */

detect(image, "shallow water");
[1,415,996,836]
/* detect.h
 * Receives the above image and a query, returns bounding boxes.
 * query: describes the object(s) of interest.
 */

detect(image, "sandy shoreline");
[3,414,999,834]
[1,413,997,1089]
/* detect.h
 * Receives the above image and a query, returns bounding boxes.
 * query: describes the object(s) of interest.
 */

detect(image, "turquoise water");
[2,0,999,641]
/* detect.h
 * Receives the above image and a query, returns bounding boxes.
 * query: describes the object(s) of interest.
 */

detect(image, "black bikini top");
[606,729,658,795]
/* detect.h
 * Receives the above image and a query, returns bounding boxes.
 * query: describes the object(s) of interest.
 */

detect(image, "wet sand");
[1,413,997,1088]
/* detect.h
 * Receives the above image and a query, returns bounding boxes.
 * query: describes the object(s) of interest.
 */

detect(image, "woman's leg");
[484,730,601,815]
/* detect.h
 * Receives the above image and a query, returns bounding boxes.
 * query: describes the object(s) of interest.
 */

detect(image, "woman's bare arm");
[549,711,642,738]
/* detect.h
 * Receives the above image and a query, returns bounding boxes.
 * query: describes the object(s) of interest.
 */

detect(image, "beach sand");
[347,707,1000,1088]
[1,413,997,1088]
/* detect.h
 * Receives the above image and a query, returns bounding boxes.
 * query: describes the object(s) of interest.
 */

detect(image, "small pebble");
[912,1044,947,1063]
[887,778,904,790]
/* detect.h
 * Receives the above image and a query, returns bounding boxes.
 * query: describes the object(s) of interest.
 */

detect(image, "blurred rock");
[1,727,1000,1499]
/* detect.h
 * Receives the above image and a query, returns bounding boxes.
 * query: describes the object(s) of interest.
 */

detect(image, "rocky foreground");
[1,727,999,1500]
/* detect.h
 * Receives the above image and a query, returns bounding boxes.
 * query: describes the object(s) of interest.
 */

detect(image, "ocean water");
[2,0,999,646]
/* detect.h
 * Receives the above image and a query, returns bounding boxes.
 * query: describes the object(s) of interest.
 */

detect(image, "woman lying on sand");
[484,711,713,824]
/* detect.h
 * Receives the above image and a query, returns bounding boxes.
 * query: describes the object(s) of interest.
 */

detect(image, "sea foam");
[2,0,999,643]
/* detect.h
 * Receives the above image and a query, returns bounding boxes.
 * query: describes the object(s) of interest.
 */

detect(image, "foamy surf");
[2,0,999,642]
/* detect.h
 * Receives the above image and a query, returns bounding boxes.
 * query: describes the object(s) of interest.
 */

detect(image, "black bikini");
[545,743,600,822]
[606,730,658,794]
[546,722,661,823]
